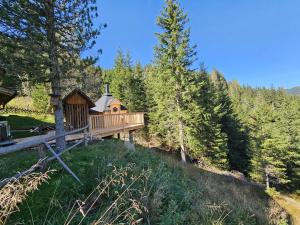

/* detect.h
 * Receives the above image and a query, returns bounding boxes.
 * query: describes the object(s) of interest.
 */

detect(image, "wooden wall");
[65,93,87,105]
[64,94,89,130]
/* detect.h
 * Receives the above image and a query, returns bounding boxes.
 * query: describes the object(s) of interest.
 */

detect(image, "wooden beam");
[0,125,88,156]
[44,142,82,184]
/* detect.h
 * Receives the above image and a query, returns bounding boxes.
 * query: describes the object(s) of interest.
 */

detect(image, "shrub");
[31,84,50,113]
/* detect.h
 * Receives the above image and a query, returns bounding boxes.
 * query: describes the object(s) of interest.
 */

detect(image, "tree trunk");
[45,0,65,151]
[178,119,187,163]
[51,74,65,151]
[175,83,187,163]
[265,167,270,189]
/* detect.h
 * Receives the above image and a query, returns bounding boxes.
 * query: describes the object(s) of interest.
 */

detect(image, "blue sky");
[90,0,300,88]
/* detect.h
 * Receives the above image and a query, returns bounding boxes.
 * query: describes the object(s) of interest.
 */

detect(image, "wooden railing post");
[88,115,92,132]
[36,144,47,172]
[84,127,88,146]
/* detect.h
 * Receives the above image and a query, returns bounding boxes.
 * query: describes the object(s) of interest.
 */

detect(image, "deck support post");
[126,130,135,150]
[129,130,134,143]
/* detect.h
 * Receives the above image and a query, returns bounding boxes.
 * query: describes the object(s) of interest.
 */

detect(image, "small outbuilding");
[90,84,128,115]
[0,68,17,109]
[63,88,95,129]
[0,87,17,109]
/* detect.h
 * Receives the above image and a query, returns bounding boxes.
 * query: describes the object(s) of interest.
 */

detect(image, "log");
[0,159,46,188]
[0,125,88,156]
[44,142,82,184]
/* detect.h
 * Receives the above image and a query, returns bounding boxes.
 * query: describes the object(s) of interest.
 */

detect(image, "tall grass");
[0,170,53,225]
[3,140,289,224]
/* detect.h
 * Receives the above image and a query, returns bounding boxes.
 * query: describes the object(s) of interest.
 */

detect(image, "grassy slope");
[0,113,54,139]
[1,140,288,225]
[1,97,54,138]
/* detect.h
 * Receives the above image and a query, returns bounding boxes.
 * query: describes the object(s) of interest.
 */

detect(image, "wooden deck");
[89,112,144,136]
[15,112,145,143]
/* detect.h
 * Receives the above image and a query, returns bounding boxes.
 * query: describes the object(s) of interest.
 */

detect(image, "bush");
[31,84,50,113]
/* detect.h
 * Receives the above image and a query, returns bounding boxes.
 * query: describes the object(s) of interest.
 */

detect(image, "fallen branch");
[0,159,47,189]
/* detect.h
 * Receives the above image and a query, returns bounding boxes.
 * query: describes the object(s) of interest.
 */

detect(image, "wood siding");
[65,104,89,129]
[64,93,90,129]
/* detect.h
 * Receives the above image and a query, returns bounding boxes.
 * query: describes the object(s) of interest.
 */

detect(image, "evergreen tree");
[185,69,229,168]
[210,70,250,173]
[32,84,50,113]
[147,0,230,166]
[104,50,146,112]
[149,0,197,162]
[0,0,102,149]
[229,83,300,189]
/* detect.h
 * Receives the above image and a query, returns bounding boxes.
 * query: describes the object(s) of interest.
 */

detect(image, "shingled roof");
[91,84,127,113]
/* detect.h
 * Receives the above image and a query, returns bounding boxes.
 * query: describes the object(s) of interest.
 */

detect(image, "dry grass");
[163,156,289,225]
[0,170,54,225]
[64,164,149,225]
[274,195,300,225]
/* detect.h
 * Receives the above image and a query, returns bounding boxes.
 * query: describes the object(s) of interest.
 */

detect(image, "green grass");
[0,149,39,180]
[0,113,54,139]
[3,140,289,225]
[7,96,35,110]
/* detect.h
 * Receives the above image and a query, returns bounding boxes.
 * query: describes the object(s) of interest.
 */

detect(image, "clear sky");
[90,0,300,88]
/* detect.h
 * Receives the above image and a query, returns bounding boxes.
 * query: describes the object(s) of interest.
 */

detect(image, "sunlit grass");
[2,140,288,225]
[0,113,54,139]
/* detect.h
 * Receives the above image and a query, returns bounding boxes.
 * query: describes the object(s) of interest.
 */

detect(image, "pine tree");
[104,50,147,113]
[231,87,300,189]
[211,70,250,173]
[185,69,229,168]
[147,0,230,166]
[32,84,50,113]
[149,0,197,162]
[0,0,102,149]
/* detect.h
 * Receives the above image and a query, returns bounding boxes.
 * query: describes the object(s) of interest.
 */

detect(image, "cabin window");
[113,107,118,112]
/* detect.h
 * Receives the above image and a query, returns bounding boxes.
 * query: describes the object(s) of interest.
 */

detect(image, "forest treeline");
[1,0,299,192]
[99,50,300,192]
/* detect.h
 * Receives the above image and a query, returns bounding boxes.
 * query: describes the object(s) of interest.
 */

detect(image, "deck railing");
[89,112,144,131]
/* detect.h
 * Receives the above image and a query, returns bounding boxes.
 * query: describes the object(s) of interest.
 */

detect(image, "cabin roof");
[0,87,17,107]
[62,88,95,107]
[91,85,127,113]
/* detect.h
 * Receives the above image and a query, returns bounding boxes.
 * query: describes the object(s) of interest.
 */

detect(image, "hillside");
[286,86,300,96]
[1,140,288,225]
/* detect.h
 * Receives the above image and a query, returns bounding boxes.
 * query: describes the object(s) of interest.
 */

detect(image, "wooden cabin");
[63,89,95,130]
[0,87,16,145]
[90,84,128,115]
[60,86,144,141]
[0,87,17,109]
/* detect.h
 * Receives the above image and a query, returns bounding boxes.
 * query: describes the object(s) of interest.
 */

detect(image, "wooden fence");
[0,126,89,187]
[0,112,145,187]
[0,106,51,115]
[89,112,144,130]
